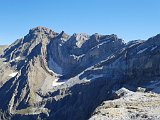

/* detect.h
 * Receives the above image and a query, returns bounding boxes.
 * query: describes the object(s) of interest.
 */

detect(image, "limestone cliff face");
[0,27,160,120]
[80,35,160,89]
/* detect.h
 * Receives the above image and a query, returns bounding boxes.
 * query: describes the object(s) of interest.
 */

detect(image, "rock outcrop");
[90,88,160,120]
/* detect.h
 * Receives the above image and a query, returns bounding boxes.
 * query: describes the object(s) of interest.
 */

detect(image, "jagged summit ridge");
[29,26,56,35]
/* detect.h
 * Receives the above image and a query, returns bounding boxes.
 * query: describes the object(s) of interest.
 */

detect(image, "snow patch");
[46,68,58,76]
[9,72,18,77]
[151,46,157,51]
[127,40,143,48]
[52,78,65,87]
[91,74,103,80]
[10,56,21,62]
[84,79,91,82]
[81,74,104,82]
[15,56,21,60]
[93,66,103,70]
[61,37,68,41]
[70,54,85,60]
[137,48,148,54]
[97,40,111,48]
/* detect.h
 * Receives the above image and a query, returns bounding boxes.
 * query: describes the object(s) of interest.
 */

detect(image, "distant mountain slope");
[0,27,160,120]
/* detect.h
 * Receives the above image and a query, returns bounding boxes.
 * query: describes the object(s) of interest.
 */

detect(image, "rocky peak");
[90,33,120,42]
[29,26,53,34]
[28,26,58,40]
[58,31,70,41]
[72,33,89,41]
[2,27,58,62]
[90,33,101,40]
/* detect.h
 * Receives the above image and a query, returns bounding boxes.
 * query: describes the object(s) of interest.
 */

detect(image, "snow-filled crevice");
[9,72,18,77]
[137,48,148,54]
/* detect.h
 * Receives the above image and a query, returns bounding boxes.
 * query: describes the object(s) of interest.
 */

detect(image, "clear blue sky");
[0,0,160,45]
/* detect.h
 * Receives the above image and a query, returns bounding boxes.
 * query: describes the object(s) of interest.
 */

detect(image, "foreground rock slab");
[90,88,160,120]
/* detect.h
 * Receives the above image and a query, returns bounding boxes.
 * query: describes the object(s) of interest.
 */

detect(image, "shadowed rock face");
[0,27,160,120]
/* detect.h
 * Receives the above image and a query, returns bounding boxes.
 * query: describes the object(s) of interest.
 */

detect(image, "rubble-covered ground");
[90,88,160,120]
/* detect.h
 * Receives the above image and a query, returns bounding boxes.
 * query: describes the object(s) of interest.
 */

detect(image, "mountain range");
[0,26,160,120]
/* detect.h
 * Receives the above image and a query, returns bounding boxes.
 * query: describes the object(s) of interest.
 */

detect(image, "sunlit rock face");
[0,27,160,120]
